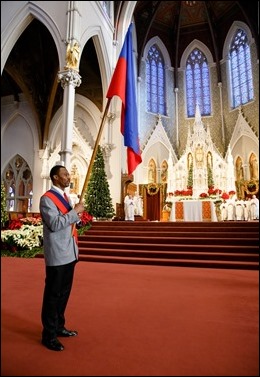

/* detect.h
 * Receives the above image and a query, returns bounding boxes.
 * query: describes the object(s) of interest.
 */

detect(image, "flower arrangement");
[174,189,193,197]
[208,188,222,196]
[76,211,93,235]
[1,212,93,257]
[199,192,208,198]
[221,192,229,199]
[1,217,43,252]
[228,190,236,196]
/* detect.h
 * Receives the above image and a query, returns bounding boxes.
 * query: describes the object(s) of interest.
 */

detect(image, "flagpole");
[78,98,112,202]
[72,98,111,236]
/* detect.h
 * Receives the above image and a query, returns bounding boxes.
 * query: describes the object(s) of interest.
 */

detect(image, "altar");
[170,200,217,222]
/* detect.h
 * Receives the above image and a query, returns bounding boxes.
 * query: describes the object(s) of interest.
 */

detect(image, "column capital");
[57,69,82,89]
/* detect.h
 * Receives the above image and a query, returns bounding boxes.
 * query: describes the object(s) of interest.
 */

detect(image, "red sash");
[43,190,78,244]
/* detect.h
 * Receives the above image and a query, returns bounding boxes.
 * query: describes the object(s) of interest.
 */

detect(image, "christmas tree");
[1,182,8,229]
[207,165,214,188]
[84,145,115,219]
[187,162,193,188]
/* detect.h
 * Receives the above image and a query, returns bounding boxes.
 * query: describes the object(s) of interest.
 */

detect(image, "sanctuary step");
[77,221,259,270]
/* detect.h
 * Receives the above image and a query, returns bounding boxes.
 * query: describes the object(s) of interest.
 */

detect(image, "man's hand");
[74,202,85,214]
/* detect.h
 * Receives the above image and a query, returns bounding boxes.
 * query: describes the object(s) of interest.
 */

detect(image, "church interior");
[1,1,259,221]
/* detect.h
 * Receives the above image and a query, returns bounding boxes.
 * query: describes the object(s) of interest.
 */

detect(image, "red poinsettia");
[77,211,93,235]
[221,192,229,199]
[208,188,222,196]
[79,211,93,226]
[174,189,193,197]
[8,219,23,230]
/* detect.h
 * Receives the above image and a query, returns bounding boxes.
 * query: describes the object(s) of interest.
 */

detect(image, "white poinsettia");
[1,224,43,250]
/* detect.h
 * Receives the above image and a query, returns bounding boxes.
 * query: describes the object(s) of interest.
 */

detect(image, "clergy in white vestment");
[133,192,143,216]
[124,194,135,221]
[226,198,235,221]
[250,195,259,220]
[243,199,251,221]
[220,200,228,221]
[235,199,244,220]
[166,193,176,222]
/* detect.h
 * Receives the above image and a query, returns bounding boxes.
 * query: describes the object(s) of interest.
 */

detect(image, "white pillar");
[57,69,81,170]
[175,88,179,148]
[218,82,225,144]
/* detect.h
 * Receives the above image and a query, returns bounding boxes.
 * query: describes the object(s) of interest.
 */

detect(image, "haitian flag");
[106,23,142,175]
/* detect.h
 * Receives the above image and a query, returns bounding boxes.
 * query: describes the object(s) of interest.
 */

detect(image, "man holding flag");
[106,23,142,175]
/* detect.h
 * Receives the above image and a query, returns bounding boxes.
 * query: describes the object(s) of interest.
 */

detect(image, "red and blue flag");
[106,23,142,175]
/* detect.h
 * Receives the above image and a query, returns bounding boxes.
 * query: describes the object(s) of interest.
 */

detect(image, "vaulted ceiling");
[1,1,258,147]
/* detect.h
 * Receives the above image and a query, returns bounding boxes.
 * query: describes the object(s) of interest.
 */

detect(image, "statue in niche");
[148,160,156,183]
[161,161,168,183]
[249,154,258,180]
[236,158,244,181]
[195,145,204,168]
[207,152,212,168]
[187,153,193,170]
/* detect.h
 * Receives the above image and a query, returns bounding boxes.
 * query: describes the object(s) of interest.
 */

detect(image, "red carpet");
[1,257,259,376]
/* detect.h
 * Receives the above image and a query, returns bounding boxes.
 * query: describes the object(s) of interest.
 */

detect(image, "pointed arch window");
[229,28,253,108]
[2,155,33,213]
[146,44,166,115]
[186,48,211,117]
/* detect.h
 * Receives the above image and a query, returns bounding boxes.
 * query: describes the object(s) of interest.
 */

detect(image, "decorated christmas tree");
[84,145,115,219]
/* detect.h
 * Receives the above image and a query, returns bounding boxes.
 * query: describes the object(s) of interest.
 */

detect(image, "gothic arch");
[2,155,33,212]
[143,36,172,69]
[223,21,253,60]
[1,3,63,72]
[180,39,214,70]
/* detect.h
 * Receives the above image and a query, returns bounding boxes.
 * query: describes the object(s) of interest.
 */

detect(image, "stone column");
[57,69,81,170]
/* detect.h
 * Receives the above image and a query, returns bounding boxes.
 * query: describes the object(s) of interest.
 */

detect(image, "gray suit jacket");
[40,188,80,266]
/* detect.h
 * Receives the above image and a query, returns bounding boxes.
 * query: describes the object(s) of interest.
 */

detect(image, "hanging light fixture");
[186,1,196,6]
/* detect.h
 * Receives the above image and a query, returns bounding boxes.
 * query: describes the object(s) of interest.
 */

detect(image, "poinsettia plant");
[174,189,193,197]
[221,192,229,199]
[1,217,43,252]
[76,211,93,235]
[208,187,222,196]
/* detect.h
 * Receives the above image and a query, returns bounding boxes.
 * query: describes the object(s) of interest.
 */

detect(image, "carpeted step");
[85,230,259,239]
[78,235,258,247]
[94,220,259,228]
[89,224,259,232]
[78,240,258,253]
[35,251,259,270]
[78,254,259,270]
[78,248,259,262]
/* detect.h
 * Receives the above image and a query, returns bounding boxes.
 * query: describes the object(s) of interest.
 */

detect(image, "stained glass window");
[146,44,166,115]
[186,48,211,117]
[230,28,253,108]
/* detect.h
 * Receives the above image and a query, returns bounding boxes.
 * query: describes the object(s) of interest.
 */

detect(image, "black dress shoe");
[57,328,78,337]
[42,337,64,351]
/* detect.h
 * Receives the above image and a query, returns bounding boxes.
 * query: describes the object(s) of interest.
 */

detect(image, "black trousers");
[41,260,76,340]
